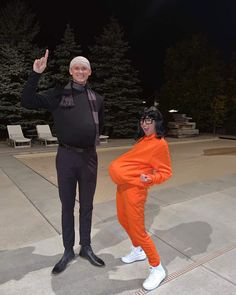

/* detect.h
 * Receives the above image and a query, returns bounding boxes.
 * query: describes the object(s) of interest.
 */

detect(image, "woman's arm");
[141,139,172,186]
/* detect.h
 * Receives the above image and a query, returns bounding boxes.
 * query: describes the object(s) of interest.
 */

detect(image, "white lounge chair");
[99,135,109,144]
[7,125,31,148]
[36,124,58,147]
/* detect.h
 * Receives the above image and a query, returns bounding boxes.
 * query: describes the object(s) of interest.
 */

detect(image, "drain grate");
[133,241,236,294]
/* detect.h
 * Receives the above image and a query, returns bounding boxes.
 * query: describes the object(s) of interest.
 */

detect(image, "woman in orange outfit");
[109,106,172,291]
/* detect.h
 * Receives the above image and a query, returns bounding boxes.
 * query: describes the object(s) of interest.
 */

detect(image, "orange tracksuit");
[109,134,172,266]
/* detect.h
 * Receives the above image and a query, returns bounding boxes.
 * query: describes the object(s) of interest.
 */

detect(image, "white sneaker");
[121,246,147,264]
[143,263,166,291]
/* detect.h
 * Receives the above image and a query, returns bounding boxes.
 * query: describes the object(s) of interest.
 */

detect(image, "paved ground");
[0,135,236,295]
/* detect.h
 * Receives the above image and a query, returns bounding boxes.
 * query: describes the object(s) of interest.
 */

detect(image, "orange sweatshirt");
[109,133,172,188]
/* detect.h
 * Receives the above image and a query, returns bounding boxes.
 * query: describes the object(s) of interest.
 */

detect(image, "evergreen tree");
[0,0,49,138]
[0,0,40,77]
[89,17,143,137]
[0,44,24,136]
[0,0,39,46]
[160,34,226,132]
[211,95,227,134]
[225,51,236,135]
[0,44,47,138]
[53,24,82,86]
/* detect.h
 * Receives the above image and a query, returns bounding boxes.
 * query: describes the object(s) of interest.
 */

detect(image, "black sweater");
[21,72,104,148]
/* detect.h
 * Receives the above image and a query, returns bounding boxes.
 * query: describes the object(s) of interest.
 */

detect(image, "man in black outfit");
[22,49,105,274]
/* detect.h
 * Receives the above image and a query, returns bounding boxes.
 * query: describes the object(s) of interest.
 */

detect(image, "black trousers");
[56,146,97,249]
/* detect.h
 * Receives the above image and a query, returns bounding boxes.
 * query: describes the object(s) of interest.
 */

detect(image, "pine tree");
[89,17,143,137]
[53,24,82,86]
[160,33,226,132]
[211,95,227,134]
[225,51,236,135]
[0,44,24,134]
[0,44,47,138]
[0,0,40,79]
[0,0,39,46]
[0,0,49,138]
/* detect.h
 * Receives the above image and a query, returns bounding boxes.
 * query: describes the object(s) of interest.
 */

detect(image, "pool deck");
[0,135,236,295]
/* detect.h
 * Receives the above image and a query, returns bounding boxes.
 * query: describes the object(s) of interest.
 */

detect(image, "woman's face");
[140,116,156,136]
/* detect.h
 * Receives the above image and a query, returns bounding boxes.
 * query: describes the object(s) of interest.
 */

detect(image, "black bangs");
[139,106,163,121]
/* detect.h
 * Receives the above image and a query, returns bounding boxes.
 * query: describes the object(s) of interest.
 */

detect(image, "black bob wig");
[136,106,165,140]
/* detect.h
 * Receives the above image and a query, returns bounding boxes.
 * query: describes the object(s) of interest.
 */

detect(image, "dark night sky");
[2,0,236,98]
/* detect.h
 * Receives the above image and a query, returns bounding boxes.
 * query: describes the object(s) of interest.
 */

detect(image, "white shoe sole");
[121,255,147,264]
[143,274,166,291]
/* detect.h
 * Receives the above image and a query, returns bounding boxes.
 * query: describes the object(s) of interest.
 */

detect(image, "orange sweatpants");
[116,184,160,266]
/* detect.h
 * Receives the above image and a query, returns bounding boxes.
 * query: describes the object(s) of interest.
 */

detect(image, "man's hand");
[33,49,49,73]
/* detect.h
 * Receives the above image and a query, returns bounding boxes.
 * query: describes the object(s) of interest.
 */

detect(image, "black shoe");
[79,245,105,267]
[52,249,75,275]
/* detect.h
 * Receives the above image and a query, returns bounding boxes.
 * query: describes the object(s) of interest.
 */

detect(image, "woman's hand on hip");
[140,173,152,184]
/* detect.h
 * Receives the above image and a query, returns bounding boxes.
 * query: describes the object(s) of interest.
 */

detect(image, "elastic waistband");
[59,143,95,153]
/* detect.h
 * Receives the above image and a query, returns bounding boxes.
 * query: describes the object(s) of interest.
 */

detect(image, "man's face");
[140,116,156,136]
[69,64,91,85]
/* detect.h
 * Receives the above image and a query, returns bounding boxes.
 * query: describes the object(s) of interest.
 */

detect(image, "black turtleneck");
[21,72,104,148]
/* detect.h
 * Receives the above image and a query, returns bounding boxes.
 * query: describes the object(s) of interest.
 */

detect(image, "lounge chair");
[7,125,31,148]
[36,124,58,147]
[99,135,109,143]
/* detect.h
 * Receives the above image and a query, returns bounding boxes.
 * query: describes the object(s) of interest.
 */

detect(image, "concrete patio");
[0,135,236,295]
